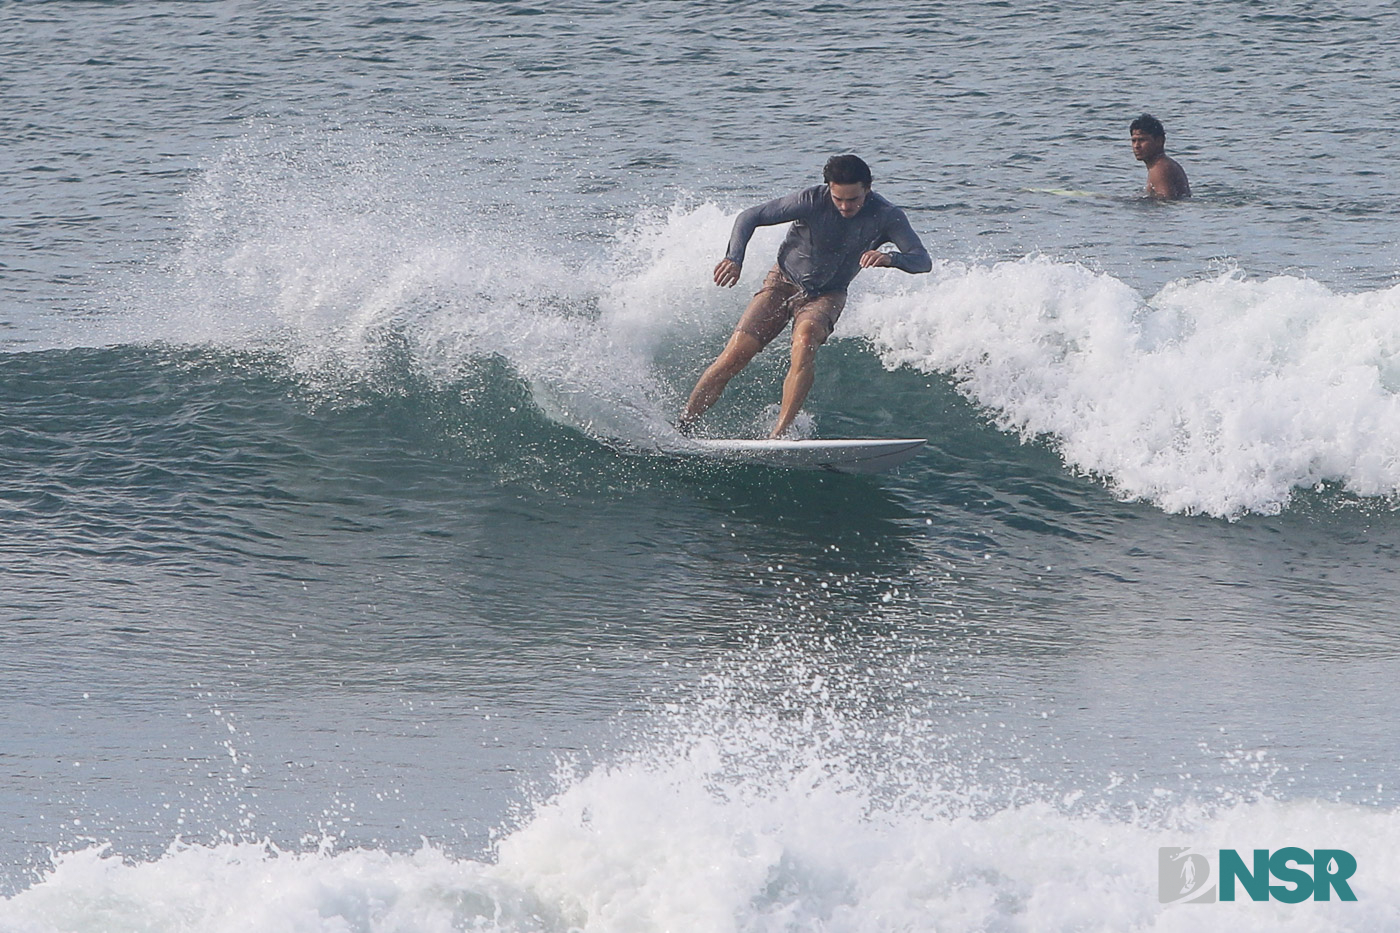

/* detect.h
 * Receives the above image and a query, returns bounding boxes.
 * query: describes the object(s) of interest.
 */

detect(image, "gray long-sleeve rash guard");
[724,184,932,295]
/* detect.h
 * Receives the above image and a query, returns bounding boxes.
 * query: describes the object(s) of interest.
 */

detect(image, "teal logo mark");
[1159,847,1357,904]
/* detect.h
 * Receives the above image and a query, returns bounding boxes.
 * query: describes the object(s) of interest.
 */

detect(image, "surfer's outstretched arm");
[882,209,932,273]
[723,192,810,269]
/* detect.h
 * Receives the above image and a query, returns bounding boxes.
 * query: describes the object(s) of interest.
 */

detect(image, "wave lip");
[850,258,1400,518]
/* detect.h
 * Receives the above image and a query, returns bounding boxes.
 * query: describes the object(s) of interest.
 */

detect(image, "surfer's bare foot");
[675,415,697,437]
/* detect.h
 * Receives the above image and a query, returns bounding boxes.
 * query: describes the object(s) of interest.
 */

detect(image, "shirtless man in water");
[678,154,931,439]
[1130,113,1191,200]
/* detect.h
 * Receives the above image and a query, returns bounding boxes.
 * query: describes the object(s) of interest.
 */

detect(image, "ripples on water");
[4,2,1400,928]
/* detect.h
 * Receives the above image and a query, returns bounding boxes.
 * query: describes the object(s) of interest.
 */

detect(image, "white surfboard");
[666,437,927,474]
[1023,186,1110,199]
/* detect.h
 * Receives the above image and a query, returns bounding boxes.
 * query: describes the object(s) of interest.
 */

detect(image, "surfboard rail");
[663,437,927,474]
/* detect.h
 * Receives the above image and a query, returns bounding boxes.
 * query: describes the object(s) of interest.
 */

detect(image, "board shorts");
[733,266,847,348]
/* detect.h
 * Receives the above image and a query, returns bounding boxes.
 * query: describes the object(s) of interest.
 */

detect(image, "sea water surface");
[3,2,1400,930]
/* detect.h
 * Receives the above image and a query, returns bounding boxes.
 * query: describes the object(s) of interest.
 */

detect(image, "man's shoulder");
[1150,154,1187,175]
[1147,157,1190,196]
[761,184,827,212]
[864,190,910,220]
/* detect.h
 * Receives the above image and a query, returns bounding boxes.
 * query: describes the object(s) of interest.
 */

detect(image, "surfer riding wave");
[677,154,932,439]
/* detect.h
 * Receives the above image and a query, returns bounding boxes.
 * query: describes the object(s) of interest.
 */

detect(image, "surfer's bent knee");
[712,331,762,374]
[791,313,833,349]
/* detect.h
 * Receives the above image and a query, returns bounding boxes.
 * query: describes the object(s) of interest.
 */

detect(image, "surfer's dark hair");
[1130,113,1166,139]
[823,154,872,187]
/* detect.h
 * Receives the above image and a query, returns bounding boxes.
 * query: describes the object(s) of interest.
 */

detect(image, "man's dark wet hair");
[1130,113,1166,139]
[823,154,872,187]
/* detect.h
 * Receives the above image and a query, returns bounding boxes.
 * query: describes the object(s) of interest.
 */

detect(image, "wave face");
[73,141,1400,519]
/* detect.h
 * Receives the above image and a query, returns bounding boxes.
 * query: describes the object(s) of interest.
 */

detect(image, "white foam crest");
[99,135,746,444]
[98,124,851,449]
[496,763,1400,932]
[101,148,805,446]
[0,840,531,933]
[598,200,788,353]
[9,681,1400,932]
[491,648,1400,931]
[846,257,1400,516]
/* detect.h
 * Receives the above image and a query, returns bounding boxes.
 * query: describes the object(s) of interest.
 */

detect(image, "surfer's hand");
[714,259,741,287]
[860,250,893,268]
